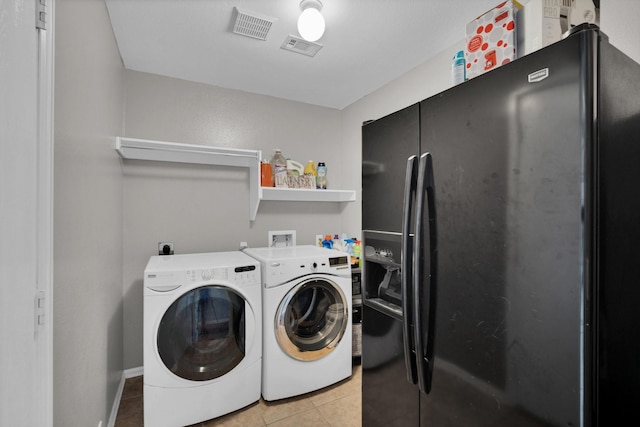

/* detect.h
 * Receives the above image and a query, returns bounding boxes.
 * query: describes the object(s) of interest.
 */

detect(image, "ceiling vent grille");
[232,7,276,40]
[281,35,323,57]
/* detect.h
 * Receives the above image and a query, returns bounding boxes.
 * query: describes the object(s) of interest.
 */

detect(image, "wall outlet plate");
[268,230,296,247]
[158,242,174,255]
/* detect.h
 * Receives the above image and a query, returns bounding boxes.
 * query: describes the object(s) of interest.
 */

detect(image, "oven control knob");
[201,269,213,280]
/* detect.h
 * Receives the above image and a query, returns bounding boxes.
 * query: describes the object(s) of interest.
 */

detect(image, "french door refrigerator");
[361,24,640,427]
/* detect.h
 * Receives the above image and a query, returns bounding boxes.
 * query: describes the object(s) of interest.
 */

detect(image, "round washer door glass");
[157,285,247,381]
[276,277,348,361]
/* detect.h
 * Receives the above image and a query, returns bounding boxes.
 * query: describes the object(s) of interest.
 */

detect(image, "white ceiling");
[105,0,502,110]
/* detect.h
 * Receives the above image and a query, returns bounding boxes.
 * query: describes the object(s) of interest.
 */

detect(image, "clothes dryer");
[143,251,261,427]
[243,245,352,401]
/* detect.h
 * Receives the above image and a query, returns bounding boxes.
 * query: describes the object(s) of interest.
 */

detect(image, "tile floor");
[114,361,362,427]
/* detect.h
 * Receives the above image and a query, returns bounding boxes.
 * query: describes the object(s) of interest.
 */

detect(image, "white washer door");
[157,285,251,381]
[275,277,348,361]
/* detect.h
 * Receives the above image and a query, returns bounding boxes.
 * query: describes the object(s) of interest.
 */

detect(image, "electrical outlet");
[158,242,174,255]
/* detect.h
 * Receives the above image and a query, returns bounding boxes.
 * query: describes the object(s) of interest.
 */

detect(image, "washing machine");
[243,245,352,401]
[143,251,261,427]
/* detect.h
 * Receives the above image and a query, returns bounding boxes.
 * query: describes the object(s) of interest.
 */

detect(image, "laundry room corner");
[119,69,352,370]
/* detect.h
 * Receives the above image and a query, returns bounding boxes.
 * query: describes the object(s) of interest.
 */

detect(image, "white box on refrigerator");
[516,0,563,58]
[517,0,598,58]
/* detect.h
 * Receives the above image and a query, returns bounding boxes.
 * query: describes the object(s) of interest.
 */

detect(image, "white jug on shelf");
[286,159,304,176]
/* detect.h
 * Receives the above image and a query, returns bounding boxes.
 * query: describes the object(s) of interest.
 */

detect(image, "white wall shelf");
[259,186,356,202]
[116,137,356,221]
[115,137,260,167]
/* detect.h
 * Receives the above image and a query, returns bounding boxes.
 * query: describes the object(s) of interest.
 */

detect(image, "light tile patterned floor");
[115,363,362,427]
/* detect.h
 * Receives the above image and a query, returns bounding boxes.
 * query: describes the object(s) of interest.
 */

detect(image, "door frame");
[0,0,53,424]
[37,1,55,424]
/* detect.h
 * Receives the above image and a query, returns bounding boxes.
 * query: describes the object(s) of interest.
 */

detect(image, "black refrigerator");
[361,24,640,427]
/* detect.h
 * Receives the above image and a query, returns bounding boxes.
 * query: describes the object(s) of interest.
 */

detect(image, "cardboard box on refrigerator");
[465,1,523,80]
[516,0,599,58]
[516,0,563,58]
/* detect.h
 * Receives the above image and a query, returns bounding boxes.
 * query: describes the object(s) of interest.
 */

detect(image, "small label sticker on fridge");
[528,68,550,83]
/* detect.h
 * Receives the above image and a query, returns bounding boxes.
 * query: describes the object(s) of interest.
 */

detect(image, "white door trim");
[36,1,55,425]
[0,0,53,424]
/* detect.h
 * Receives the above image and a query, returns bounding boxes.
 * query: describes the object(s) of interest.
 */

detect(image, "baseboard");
[124,366,144,378]
[107,366,143,427]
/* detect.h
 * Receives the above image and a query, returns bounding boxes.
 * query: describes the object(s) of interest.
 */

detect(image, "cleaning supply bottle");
[355,239,362,268]
[304,160,317,177]
[286,159,304,176]
[303,160,317,189]
[260,160,274,187]
[270,149,287,187]
[452,50,466,85]
[316,162,327,189]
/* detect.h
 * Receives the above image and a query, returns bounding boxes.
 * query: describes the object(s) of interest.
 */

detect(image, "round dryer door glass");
[275,278,348,361]
[157,285,247,381]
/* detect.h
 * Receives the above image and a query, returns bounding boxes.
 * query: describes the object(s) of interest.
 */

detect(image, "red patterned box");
[465,1,523,79]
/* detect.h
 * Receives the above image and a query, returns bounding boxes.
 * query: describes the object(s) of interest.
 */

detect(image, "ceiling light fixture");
[297,0,325,42]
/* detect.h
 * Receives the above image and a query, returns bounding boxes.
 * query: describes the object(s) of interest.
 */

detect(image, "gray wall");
[54,0,124,426]
[121,71,349,368]
[600,1,640,65]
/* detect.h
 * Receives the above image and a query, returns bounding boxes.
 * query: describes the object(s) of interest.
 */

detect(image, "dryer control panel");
[328,255,349,267]
[262,255,351,287]
[242,245,352,288]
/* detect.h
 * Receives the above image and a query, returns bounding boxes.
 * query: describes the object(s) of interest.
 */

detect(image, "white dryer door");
[275,277,348,361]
[157,285,252,381]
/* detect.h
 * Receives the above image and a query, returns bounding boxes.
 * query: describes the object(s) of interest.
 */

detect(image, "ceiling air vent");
[232,7,276,40]
[281,35,323,57]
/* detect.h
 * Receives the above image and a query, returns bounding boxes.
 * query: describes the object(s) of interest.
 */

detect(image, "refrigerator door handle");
[413,152,438,394]
[401,155,418,384]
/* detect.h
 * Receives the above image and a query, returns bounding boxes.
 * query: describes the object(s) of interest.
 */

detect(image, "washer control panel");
[185,264,259,285]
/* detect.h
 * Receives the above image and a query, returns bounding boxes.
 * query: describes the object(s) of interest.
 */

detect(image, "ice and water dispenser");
[362,231,405,318]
